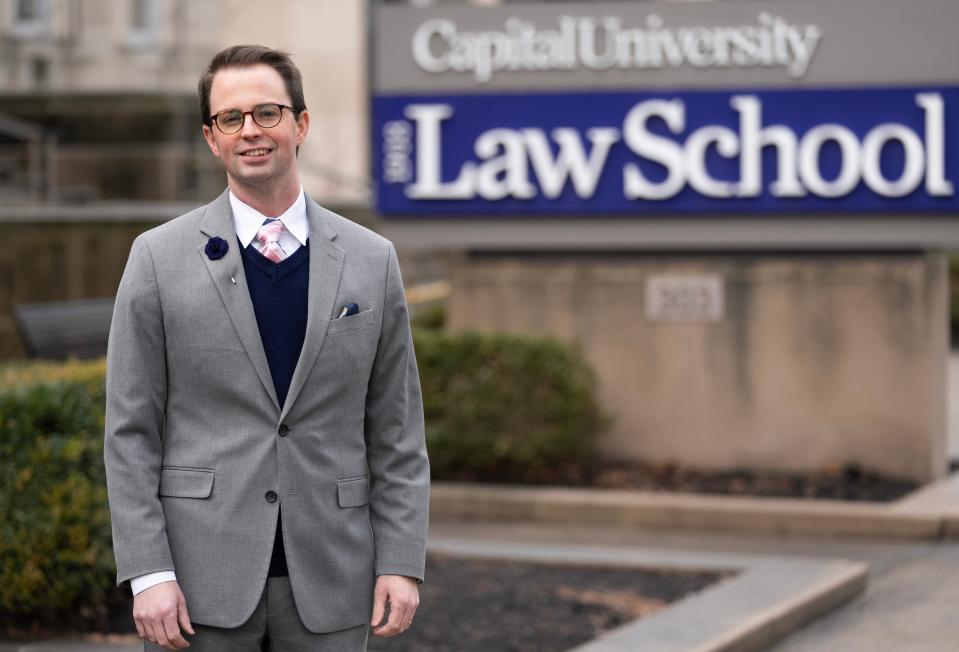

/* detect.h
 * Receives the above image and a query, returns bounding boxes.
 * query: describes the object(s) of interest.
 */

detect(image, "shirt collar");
[230,186,309,248]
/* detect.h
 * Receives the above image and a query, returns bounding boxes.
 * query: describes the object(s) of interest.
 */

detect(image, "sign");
[646,275,724,323]
[411,13,821,84]
[374,86,957,215]
[372,0,959,224]
[374,0,959,93]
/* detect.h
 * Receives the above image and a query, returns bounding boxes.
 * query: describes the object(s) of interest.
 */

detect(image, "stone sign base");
[448,253,949,482]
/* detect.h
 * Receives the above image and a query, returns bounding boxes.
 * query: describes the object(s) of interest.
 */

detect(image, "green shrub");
[410,302,446,332]
[0,333,607,628]
[0,360,119,633]
[0,358,106,405]
[414,330,608,482]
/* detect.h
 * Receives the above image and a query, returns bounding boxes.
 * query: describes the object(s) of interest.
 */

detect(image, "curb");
[572,561,867,652]
[427,538,867,652]
[430,482,953,540]
[893,472,959,539]
[942,512,959,538]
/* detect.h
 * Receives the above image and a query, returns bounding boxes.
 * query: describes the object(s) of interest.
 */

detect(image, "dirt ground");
[369,553,726,652]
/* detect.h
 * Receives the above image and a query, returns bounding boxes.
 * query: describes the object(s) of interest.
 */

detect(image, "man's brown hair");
[198,45,307,126]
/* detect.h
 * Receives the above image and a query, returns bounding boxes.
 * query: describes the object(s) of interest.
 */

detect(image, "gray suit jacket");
[103,189,429,633]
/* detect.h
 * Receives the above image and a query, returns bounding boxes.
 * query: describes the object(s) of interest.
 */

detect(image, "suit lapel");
[198,190,280,412]
[280,196,344,423]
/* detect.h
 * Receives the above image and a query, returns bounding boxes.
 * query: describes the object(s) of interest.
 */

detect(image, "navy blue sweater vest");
[239,237,310,577]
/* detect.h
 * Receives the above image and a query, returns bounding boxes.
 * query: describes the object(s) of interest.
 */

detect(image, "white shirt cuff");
[130,571,177,596]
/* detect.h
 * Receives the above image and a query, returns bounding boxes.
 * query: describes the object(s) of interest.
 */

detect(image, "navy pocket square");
[335,303,360,319]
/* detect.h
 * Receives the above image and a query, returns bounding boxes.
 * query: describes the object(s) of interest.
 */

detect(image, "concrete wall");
[448,254,950,482]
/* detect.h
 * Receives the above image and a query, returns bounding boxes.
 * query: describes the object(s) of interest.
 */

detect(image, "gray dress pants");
[144,577,369,652]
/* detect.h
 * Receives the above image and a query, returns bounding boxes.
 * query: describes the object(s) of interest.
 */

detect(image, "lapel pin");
[204,236,229,260]
[230,275,237,285]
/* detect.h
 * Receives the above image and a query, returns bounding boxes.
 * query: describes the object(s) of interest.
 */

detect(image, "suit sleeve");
[103,235,175,586]
[364,243,430,582]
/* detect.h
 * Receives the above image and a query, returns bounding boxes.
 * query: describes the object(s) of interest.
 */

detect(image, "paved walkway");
[767,542,959,651]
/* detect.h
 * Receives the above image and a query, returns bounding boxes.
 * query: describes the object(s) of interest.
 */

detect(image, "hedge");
[415,330,606,481]
[0,359,119,633]
[0,332,606,630]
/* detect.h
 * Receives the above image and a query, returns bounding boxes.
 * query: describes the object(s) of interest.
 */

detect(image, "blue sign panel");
[373,86,959,215]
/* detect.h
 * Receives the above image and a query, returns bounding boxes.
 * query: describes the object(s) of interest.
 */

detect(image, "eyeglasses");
[209,103,298,134]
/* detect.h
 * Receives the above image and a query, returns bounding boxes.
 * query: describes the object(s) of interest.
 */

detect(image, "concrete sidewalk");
[767,542,959,651]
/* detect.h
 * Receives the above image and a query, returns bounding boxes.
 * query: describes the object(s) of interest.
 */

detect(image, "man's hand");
[132,581,195,650]
[370,575,419,637]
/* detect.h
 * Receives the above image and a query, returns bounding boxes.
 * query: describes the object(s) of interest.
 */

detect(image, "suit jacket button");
[265,491,278,503]
[278,424,290,437]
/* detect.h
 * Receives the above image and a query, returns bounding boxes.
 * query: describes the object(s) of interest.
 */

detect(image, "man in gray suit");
[104,45,429,651]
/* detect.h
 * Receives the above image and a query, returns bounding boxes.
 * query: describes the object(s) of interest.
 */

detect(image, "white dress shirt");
[130,187,310,596]
[230,186,309,255]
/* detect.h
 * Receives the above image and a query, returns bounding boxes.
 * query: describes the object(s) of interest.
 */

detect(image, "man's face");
[202,64,309,193]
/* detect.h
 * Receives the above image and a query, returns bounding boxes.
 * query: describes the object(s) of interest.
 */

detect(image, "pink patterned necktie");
[255,218,287,263]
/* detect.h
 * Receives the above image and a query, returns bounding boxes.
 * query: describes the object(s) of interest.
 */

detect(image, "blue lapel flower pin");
[205,236,229,260]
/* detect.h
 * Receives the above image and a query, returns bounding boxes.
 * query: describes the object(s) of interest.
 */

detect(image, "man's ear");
[295,110,310,146]
[202,124,220,157]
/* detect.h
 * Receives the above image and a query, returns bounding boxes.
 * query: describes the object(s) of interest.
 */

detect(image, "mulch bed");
[369,553,727,652]
[440,461,919,502]
[0,592,136,641]
[5,555,726,651]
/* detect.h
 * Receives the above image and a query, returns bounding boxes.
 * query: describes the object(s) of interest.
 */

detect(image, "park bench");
[13,298,115,359]
[10,280,452,359]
